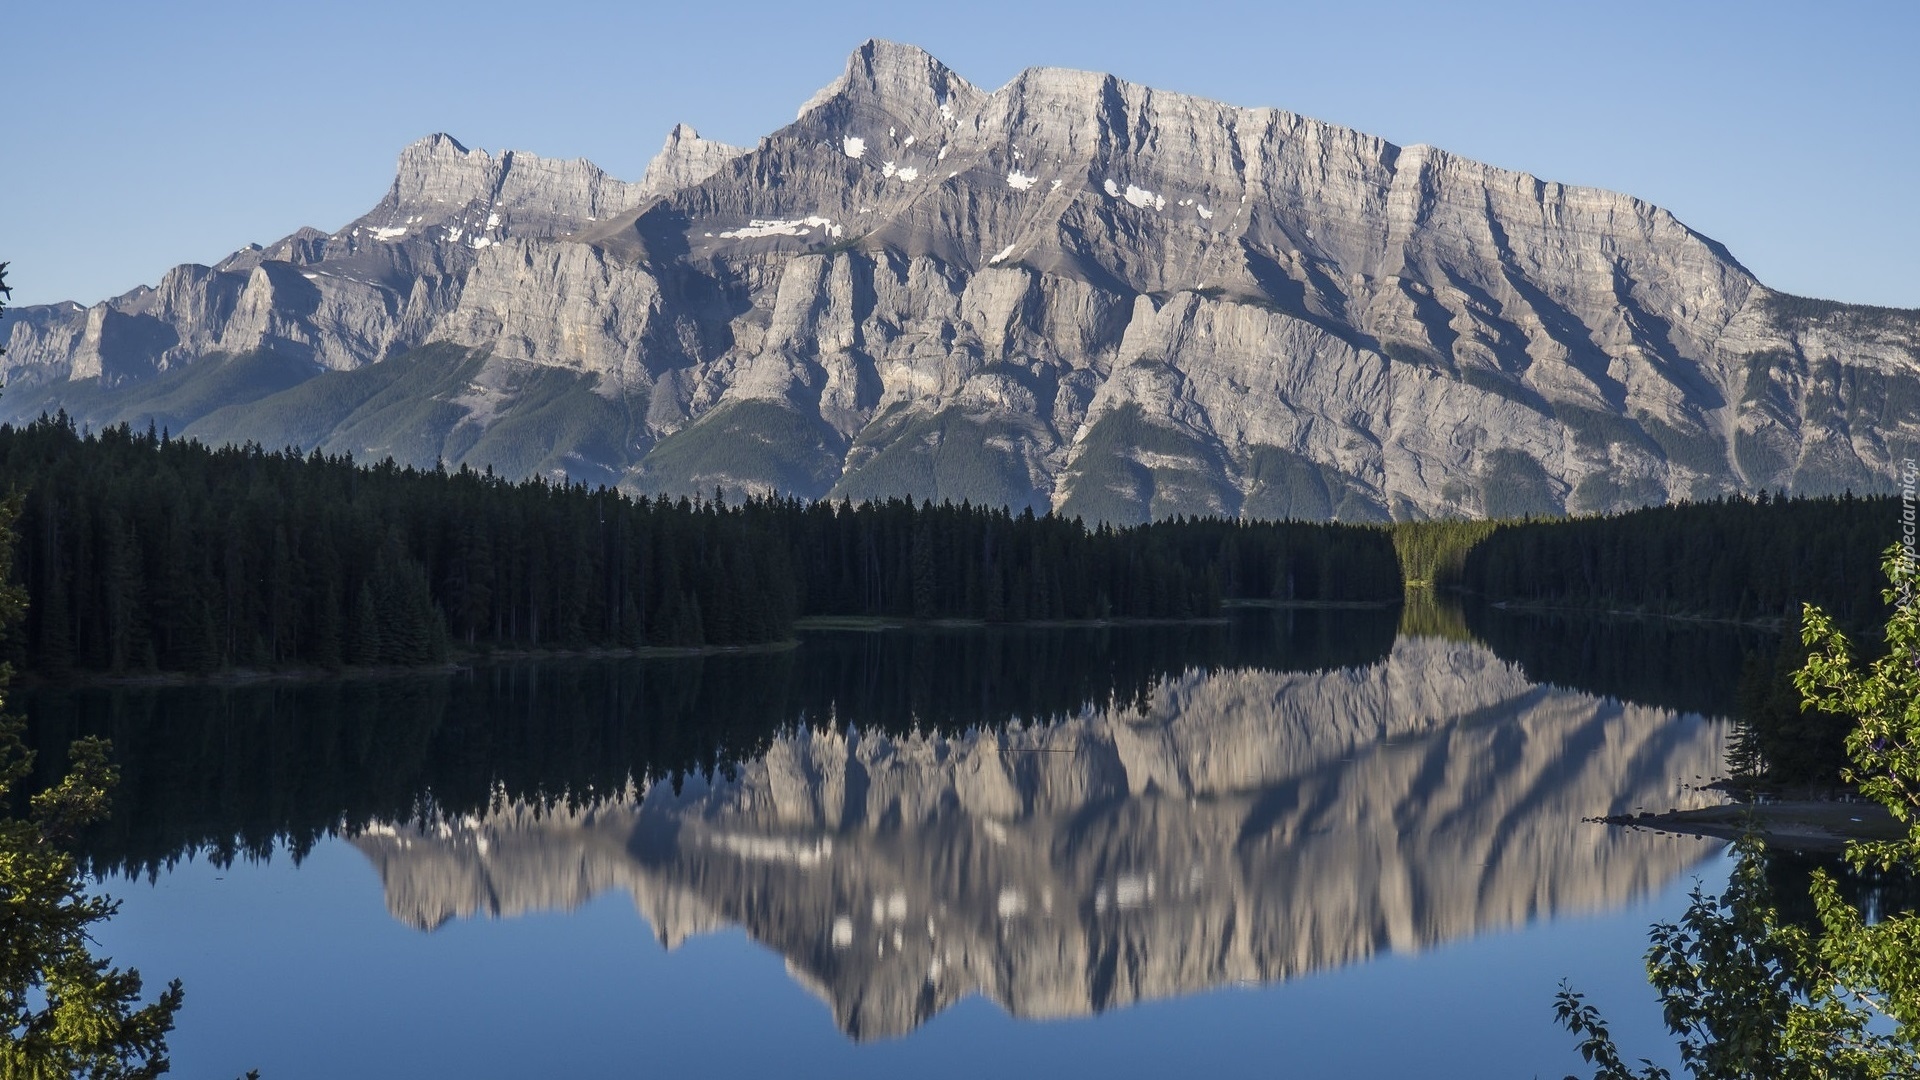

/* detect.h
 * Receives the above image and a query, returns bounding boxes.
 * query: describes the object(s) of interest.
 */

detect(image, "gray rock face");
[6,39,1916,519]
[349,635,1726,1040]
[640,124,748,197]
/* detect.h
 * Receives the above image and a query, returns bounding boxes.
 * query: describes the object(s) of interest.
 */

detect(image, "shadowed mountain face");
[4,42,1915,519]
[350,636,1725,1040]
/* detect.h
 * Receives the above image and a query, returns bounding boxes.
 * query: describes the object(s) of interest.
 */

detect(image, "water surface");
[23,609,1749,1078]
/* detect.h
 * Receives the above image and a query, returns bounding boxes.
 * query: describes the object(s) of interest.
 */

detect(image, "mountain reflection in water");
[336,630,1724,1041]
[19,608,1737,1044]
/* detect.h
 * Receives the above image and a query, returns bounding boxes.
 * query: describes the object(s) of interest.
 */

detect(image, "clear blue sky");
[3,0,1915,309]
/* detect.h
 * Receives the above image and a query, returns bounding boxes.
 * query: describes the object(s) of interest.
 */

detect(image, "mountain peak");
[359,132,649,245]
[845,37,949,81]
[640,124,746,198]
[795,38,982,129]
[388,133,495,212]
[414,131,471,155]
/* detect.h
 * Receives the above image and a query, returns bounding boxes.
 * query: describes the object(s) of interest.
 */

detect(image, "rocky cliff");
[349,636,1725,1039]
[7,40,1915,521]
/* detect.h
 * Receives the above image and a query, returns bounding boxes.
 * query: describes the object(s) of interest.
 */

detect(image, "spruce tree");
[346,584,382,667]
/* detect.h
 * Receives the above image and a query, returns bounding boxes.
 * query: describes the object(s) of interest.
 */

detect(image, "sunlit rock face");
[350,636,1724,1040]
[6,41,1914,517]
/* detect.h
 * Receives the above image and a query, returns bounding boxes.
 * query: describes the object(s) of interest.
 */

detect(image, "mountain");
[348,635,1726,1040]
[5,40,1917,521]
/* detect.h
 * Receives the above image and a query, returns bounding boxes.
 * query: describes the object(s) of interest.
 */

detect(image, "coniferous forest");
[1454,493,1894,628]
[0,416,1402,677]
[1384,493,1895,639]
[0,411,1904,692]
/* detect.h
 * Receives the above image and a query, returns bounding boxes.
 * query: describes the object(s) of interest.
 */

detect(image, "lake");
[18,607,1766,1078]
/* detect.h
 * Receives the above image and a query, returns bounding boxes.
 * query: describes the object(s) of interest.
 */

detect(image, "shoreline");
[5,605,1297,687]
[1221,598,1399,611]
[1597,799,1903,852]
[16,596,1783,691]
[793,613,1238,632]
[1479,597,1791,633]
[12,638,803,690]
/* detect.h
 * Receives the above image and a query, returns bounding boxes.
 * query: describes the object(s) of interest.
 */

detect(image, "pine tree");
[346,584,382,667]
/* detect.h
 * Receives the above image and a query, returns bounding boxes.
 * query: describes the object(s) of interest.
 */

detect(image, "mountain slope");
[5,40,1915,518]
[184,343,651,484]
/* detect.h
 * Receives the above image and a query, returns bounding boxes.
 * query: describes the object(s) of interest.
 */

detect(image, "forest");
[0,408,1904,699]
[0,416,1403,677]
[1452,493,1895,628]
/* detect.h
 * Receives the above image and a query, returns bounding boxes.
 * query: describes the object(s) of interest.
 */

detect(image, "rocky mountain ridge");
[6,40,1916,521]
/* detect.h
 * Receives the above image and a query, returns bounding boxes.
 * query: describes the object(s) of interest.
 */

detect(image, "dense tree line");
[774,496,1398,626]
[1390,519,1500,590]
[1453,493,1895,627]
[0,418,797,675]
[0,417,1403,677]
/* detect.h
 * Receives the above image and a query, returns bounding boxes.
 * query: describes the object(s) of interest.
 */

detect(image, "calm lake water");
[20,608,1769,1078]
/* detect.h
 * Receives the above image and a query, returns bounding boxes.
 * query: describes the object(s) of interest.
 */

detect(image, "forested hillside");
[0,417,1402,677]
